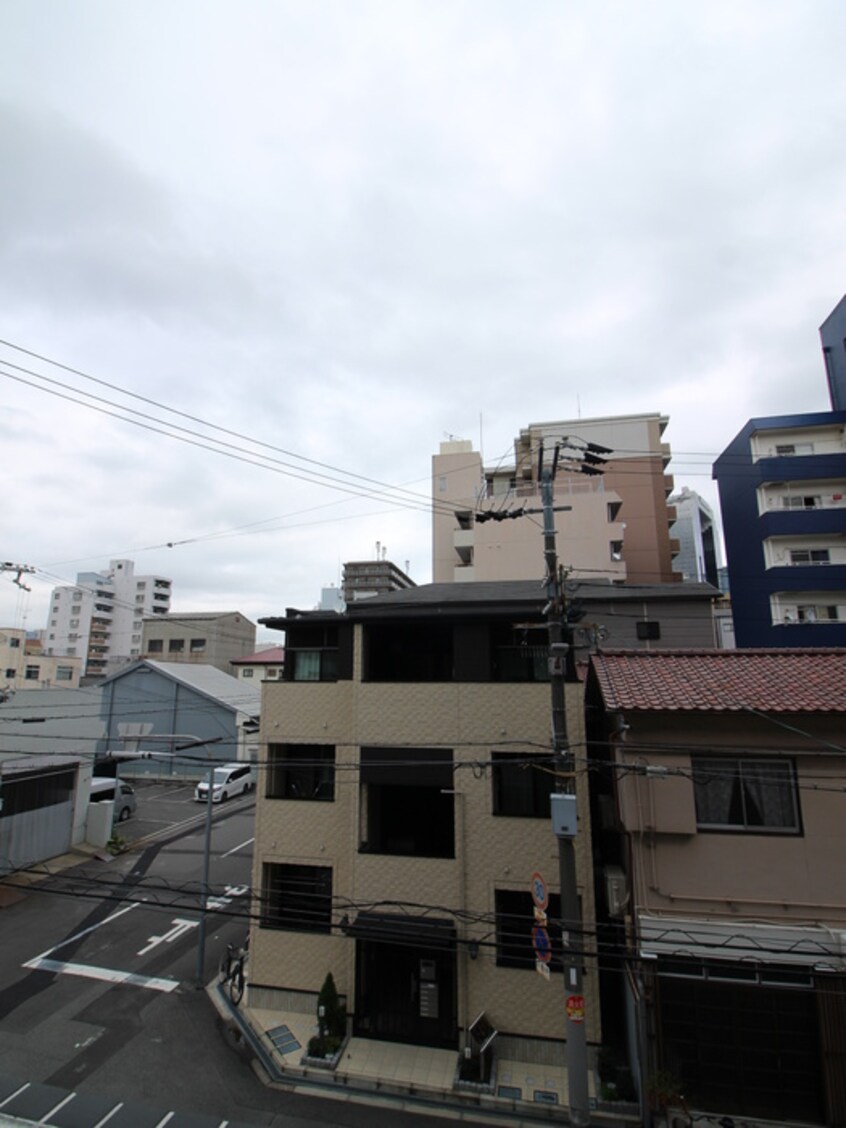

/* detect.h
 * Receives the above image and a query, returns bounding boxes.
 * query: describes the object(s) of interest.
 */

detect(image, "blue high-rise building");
[714,299,846,648]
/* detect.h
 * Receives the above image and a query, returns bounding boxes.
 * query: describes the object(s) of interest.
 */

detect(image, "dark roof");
[591,649,846,713]
[231,646,285,665]
[261,579,717,629]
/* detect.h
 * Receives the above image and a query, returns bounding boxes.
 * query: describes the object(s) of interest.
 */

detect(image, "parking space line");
[0,1083,30,1109]
[153,1111,175,1128]
[221,837,254,858]
[39,1092,76,1122]
[92,1102,123,1128]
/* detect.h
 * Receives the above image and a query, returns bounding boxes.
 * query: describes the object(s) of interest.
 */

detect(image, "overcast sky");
[2,0,844,640]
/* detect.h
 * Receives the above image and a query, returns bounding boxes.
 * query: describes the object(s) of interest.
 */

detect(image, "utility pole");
[476,435,610,1125]
[1,562,36,591]
[540,452,591,1127]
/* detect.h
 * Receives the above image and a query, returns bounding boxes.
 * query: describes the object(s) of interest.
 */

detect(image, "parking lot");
[114,776,255,847]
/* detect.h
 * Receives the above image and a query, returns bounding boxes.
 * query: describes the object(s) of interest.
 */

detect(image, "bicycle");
[219,932,249,1006]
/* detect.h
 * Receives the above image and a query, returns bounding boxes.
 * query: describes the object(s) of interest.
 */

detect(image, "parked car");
[194,762,255,803]
[90,777,137,822]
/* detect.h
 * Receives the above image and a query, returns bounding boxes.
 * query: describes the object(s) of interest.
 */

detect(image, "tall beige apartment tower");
[433,413,681,585]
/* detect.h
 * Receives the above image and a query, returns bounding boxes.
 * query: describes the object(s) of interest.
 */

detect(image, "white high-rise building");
[44,559,172,679]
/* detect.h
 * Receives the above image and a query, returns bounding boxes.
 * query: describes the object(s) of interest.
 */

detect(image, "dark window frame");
[636,621,661,640]
[260,862,332,934]
[491,751,553,818]
[692,756,801,835]
[267,744,336,801]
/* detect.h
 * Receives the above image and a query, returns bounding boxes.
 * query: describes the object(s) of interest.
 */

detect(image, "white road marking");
[39,1092,76,1122]
[222,837,254,858]
[92,1102,123,1128]
[138,919,197,955]
[24,958,179,992]
[31,902,142,963]
[154,1112,175,1128]
[0,1083,30,1109]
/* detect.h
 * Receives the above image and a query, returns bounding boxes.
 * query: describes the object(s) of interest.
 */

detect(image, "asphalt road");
[0,782,495,1128]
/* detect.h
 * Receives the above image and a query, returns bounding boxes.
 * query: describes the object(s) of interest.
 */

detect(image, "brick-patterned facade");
[250,584,600,1063]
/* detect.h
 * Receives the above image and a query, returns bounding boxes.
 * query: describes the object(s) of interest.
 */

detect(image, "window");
[168,639,185,653]
[797,604,839,623]
[148,639,163,653]
[69,620,79,629]
[492,752,553,818]
[137,582,146,590]
[495,889,562,971]
[782,495,821,510]
[190,638,206,652]
[360,747,454,857]
[56,666,74,681]
[260,863,332,933]
[242,667,254,678]
[610,540,623,561]
[71,605,81,614]
[636,621,661,640]
[286,623,344,682]
[267,744,335,801]
[789,549,830,565]
[9,637,20,649]
[5,668,15,678]
[292,649,337,681]
[775,443,814,456]
[135,595,145,604]
[492,624,549,683]
[693,757,799,833]
[607,501,622,522]
[363,623,452,682]
[25,665,40,681]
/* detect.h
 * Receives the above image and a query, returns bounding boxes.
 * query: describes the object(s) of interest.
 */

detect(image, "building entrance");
[352,913,457,1049]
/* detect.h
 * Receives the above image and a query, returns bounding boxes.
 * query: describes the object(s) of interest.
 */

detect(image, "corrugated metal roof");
[590,649,846,713]
[140,662,261,715]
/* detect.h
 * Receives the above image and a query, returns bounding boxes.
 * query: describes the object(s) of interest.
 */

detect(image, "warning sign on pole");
[565,994,586,1023]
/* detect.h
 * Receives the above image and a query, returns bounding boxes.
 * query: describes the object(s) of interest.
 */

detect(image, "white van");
[194,762,255,804]
[90,777,137,822]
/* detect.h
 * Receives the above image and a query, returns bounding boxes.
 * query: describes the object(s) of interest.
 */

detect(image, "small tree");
[308,973,346,1059]
[319,972,346,1040]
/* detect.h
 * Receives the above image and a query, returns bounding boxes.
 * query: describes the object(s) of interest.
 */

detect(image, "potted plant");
[305,973,347,1064]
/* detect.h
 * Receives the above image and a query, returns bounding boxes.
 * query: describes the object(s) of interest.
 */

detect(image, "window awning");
[346,911,456,950]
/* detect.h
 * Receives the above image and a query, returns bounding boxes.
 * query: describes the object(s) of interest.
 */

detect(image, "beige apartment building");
[433,413,680,586]
[1,628,82,692]
[141,611,256,676]
[587,649,846,1126]
[250,582,600,1095]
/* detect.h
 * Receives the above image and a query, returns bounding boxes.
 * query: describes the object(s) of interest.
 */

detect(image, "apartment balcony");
[664,473,675,497]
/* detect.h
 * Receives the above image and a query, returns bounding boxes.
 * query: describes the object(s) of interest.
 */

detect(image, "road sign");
[532,924,552,963]
[530,871,548,910]
[566,994,585,1023]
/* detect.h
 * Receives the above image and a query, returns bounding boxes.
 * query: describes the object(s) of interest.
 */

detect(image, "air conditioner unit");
[604,865,629,918]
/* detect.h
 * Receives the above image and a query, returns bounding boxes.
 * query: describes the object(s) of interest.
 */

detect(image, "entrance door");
[354,932,457,1049]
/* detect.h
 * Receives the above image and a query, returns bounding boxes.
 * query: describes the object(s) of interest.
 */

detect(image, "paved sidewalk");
[209,985,639,1127]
